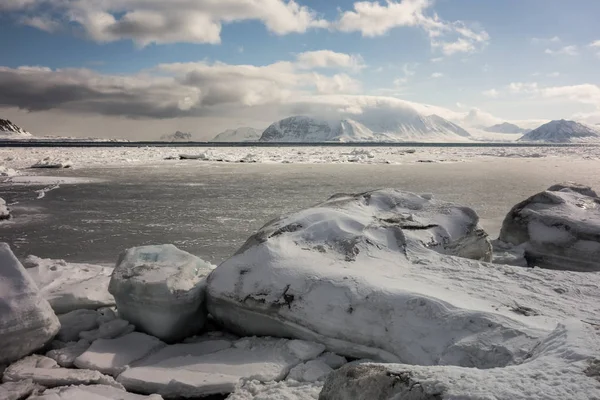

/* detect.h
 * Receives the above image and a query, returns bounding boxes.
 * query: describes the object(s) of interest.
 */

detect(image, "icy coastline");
[0,186,599,399]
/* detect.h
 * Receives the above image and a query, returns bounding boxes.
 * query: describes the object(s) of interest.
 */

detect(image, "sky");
[0,0,599,139]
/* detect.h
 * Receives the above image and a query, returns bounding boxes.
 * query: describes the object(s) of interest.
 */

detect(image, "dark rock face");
[499,183,600,271]
[0,119,30,135]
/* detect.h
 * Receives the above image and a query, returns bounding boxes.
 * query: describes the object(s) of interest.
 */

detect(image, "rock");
[28,384,163,399]
[74,332,165,377]
[117,337,325,398]
[499,184,600,271]
[2,355,123,389]
[31,158,72,169]
[0,379,39,400]
[56,309,99,342]
[24,256,115,314]
[228,380,322,400]
[319,322,600,400]
[0,243,60,365]
[0,198,10,220]
[79,318,135,342]
[207,190,543,366]
[109,244,214,342]
[46,340,90,368]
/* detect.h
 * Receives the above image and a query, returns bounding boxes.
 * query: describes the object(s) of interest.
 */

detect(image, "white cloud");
[541,84,600,106]
[430,57,444,63]
[295,50,365,72]
[334,0,489,55]
[431,72,443,78]
[508,82,539,94]
[19,15,60,32]
[482,88,498,98]
[531,36,560,45]
[589,40,600,48]
[544,45,579,56]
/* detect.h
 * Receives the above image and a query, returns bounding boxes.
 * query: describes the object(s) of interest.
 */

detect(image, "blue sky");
[0,0,599,138]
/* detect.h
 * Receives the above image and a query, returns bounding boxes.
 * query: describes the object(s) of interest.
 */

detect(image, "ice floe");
[31,158,73,169]
[109,244,214,342]
[29,384,163,399]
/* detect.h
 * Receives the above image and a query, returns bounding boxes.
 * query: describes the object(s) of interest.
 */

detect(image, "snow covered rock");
[499,183,600,271]
[109,244,214,342]
[228,380,322,400]
[211,127,262,142]
[117,337,325,397]
[0,198,9,220]
[518,119,600,143]
[206,190,544,366]
[56,309,99,342]
[2,355,123,389]
[31,158,73,169]
[0,379,39,400]
[29,384,163,400]
[74,332,165,377]
[24,256,115,314]
[0,244,60,365]
[319,321,600,400]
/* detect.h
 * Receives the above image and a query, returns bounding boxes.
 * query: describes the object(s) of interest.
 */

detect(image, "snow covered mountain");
[518,120,600,143]
[260,112,472,143]
[210,127,262,142]
[0,119,32,138]
[484,122,527,134]
[160,131,192,141]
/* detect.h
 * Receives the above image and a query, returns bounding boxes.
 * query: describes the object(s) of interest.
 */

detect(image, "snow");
[211,127,263,142]
[24,255,115,314]
[117,337,325,397]
[519,119,600,143]
[227,380,322,400]
[320,321,600,400]
[0,197,9,220]
[29,384,163,400]
[2,355,123,389]
[74,332,165,377]
[109,244,215,342]
[499,184,600,271]
[0,244,60,365]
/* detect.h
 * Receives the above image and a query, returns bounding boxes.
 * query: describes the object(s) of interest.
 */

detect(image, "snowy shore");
[1,183,599,399]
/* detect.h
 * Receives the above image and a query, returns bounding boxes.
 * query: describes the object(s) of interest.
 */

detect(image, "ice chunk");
[2,355,123,389]
[0,243,60,365]
[46,340,90,368]
[79,318,135,341]
[29,384,163,399]
[31,157,73,169]
[316,353,347,369]
[499,184,600,271]
[207,190,542,366]
[227,380,322,400]
[56,309,99,342]
[0,379,39,400]
[74,332,165,377]
[109,244,214,342]
[117,337,320,397]
[320,322,600,400]
[24,255,115,313]
[286,360,333,382]
[0,198,10,220]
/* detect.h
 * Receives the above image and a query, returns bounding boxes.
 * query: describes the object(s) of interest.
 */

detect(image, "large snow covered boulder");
[206,190,551,367]
[499,183,600,271]
[0,244,60,365]
[319,321,600,400]
[24,256,115,313]
[109,244,214,342]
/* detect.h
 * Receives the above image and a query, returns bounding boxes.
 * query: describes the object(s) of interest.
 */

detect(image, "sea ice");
[117,337,325,397]
[0,243,60,365]
[74,332,165,376]
[0,379,39,400]
[499,182,600,271]
[286,360,333,382]
[227,380,322,400]
[109,244,214,342]
[46,340,91,368]
[24,255,115,314]
[2,355,123,389]
[56,309,99,342]
[319,321,600,400]
[79,318,135,342]
[207,189,543,366]
[28,384,163,399]
[31,157,73,169]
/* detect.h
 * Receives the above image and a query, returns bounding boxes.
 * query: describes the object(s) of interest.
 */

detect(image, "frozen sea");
[1,146,600,265]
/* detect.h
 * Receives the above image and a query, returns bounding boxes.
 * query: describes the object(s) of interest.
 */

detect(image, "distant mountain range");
[483,122,528,134]
[0,119,32,137]
[160,131,192,141]
[210,127,262,142]
[518,120,600,143]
